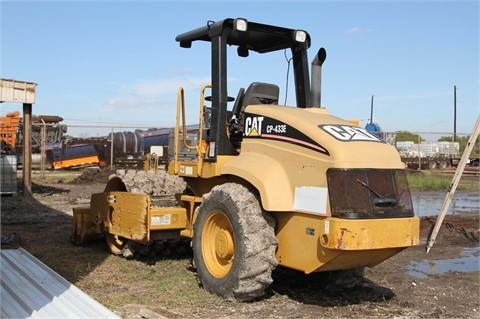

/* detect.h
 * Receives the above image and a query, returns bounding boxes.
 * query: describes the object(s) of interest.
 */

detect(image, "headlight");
[234,18,248,32]
[294,30,307,43]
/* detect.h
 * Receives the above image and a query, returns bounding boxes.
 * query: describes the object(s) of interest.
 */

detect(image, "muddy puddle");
[406,246,480,279]
[412,192,479,217]
[408,191,479,278]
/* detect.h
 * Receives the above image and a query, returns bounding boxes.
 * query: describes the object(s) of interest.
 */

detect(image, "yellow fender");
[221,152,293,211]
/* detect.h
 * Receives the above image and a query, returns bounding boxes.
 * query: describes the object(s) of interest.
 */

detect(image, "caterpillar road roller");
[72,18,420,301]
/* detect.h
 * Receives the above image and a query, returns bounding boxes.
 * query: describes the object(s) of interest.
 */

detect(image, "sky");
[1,0,479,139]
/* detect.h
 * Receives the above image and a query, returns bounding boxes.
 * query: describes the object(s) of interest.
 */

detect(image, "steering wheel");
[205,96,235,102]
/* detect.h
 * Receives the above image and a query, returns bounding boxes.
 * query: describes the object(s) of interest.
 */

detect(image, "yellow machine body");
[274,213,419,273]
[73,90,419,275]
[72,190,189,246]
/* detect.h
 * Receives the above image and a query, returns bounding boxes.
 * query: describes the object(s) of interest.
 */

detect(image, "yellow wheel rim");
[202,211,235,278]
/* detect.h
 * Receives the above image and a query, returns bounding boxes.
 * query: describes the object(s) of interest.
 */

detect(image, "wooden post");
[110,128,114,168]
[22,103,32,197]
[41,120,46,177]
[426,115,480,252]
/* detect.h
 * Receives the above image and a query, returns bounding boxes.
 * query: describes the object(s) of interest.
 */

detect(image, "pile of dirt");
[69,167,116,184]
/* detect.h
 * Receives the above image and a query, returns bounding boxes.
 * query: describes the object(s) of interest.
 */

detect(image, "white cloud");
[344,26,373,34]
[104,76,210,111]
[94,75,213,131]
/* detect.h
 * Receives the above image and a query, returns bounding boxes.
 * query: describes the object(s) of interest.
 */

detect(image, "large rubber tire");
[193,183,278,301]
[105,233,127,255]
[103,177,129,255]
[439,161,448,169]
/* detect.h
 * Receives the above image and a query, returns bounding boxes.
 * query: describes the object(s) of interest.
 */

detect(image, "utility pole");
[370,95,374,124]
[453,85,457,143]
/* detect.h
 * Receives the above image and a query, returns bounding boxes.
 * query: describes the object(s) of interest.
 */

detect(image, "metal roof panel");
[0,248,120,319]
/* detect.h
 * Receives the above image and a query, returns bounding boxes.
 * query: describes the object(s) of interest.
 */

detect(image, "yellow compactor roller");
[72,18,419,301]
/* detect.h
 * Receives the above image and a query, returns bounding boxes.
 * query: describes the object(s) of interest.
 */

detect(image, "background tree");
[395,131,424,143]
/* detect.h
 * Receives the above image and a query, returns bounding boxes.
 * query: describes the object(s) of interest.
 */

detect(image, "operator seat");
[242,82,279,106]
[229,82,280,148]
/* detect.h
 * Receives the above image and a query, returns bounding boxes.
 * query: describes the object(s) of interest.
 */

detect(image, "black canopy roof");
[176,18,311,53]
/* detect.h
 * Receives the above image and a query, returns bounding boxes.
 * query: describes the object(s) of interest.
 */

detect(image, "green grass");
[407,171,479,192]
[74,254,226,312]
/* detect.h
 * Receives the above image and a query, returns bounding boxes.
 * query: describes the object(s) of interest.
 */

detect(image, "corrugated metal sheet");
[0,248,120,319]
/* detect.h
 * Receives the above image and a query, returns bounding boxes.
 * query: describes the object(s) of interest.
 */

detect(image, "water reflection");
[412,192,479,217]
[406,247,480,279]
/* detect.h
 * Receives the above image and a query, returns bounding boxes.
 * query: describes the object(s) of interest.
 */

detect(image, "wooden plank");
[426,115,480,252]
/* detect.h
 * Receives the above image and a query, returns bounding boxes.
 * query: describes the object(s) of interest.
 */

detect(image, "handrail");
[174,84,212,175]
[144,153,159,172]
[181,94,194,151]
[178,88,197,152]
[196,84,212,175]
[174,88,184,173]
[198,84,209,138]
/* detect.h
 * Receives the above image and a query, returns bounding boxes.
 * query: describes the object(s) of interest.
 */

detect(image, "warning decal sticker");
[244,113,329,155]
[320,125,385,143]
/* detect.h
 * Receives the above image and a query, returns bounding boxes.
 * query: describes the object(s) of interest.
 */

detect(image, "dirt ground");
[1,169,479,319]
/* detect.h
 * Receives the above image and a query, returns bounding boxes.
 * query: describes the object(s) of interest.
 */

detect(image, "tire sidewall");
[193,186,247,300]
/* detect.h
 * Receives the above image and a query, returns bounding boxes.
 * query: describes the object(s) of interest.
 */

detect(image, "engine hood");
[242,104,402,168]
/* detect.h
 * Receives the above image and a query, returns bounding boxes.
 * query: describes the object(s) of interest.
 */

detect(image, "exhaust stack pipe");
[310,47,327,108]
